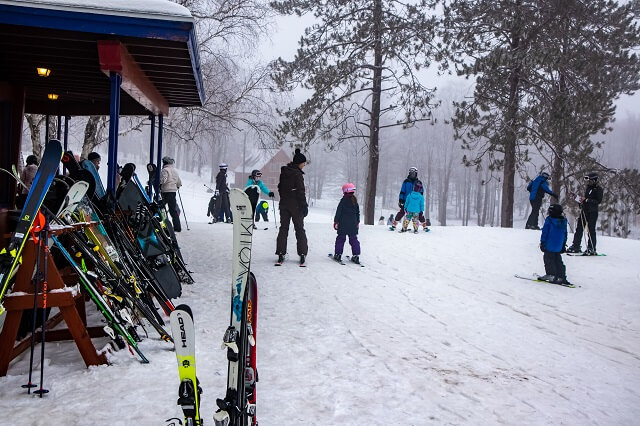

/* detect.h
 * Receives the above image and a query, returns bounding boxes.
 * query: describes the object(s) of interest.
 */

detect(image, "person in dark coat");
[567,172,604,255]
[207,190,218,224]
[538,204,570,284]
[276,149,308,264]
[526,172,558,230]
[214,163,232,223]
[332,183,361,263]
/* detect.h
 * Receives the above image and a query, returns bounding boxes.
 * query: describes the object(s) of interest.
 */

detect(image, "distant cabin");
[233,149,292,200]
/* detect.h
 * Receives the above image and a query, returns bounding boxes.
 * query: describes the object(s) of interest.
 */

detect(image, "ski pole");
[35,218,50,397]
[22,226,43,393]
[177,189,190,231]
[581,209,594,251]
[271,196,278,229]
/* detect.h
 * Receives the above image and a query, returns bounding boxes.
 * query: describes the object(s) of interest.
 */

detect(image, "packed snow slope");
[1,190,639,425]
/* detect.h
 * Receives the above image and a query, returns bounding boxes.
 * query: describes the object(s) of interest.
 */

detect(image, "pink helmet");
[342,182,356,194]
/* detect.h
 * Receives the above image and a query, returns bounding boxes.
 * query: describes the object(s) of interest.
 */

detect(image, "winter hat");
[88,152,101,161]
[219,163,228,169]
[26,155,38,166]
[342,182,356,194]
[585,172,598,182]
[162,156,175,165]
[292,148,307,165]
[548,203,564,218]
[541,172,550,180]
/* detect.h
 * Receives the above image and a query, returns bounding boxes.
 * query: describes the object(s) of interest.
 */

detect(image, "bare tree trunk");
[363,0,383,225]
[81,116,105,159]
[24,114,45,160]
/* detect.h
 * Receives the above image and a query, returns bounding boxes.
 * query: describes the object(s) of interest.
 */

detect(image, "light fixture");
[47,93,59,100]
[37,67,51,77]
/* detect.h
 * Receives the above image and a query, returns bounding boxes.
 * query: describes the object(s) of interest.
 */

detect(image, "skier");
[276,148,308,264]
[538,204,570,285]
[160,156,182,232]
[207,190,218,224]
[391,166,428,231]
[255,200,270,223]
[525,172,558,230]
[332,183,361,264]
[215,163,232,223]
[400,181,425,233]
[17,154,39,208]
[378,215,385,225]
[567,172,603,255]
[386,213,394,227]
[244,169,274,219]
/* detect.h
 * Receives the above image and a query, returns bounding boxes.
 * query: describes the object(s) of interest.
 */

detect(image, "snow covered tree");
[270,0,442,224]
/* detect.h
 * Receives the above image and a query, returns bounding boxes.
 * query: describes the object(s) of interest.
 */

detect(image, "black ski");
[514,274,578,288]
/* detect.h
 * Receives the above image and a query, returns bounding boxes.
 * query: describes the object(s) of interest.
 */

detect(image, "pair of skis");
[170,190,258,426]
[327,253,365,267]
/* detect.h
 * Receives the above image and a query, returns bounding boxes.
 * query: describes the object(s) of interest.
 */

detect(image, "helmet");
[548,203,564,218]
[261,201,269,210]
[162,156,174,165]
[219,163,228,169]
[541,172,550,180]
[584,172,598,182]
[342,182,356,194]
[251,169,262,178]
[408,166,418,173]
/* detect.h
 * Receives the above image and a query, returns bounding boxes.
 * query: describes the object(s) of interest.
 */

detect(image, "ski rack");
[0,222,109,376]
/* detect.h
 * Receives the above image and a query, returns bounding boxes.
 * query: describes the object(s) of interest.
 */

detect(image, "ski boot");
[299,254,306,265]
[389,220,397,231]
[537,274,555,282]
[553,276,571,285]
[566,245,581,254]
[584,248,597,256]
[350,255,360,264]
[333,253,342,262]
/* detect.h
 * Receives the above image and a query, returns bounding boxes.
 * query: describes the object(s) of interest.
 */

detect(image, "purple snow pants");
[335,233,361,256]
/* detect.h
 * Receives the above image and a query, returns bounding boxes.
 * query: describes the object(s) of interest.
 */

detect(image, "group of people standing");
[526,171,604,285]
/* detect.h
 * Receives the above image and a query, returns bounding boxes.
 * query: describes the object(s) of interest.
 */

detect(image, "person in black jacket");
[276,149,308,264]
[214,163,232,223]
[567,172,604,255]
[332,183,361,264]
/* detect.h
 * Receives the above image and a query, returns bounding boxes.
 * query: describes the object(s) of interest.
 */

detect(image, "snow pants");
[572,210,598,251]
[335,233,360,256]
[162,191,181,232]
[543,252,566,279]
[526,198,542,229]
[276,200,308,256]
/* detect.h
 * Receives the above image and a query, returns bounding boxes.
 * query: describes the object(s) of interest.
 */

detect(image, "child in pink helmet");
[332,183,361,264]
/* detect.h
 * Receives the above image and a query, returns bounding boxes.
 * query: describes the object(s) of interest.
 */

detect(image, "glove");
[333,222,338,230]
[560,245,566,254]
[269,192,274,198]
[539,243,546,252]
[302,205,308,217]
[398,200,404,209]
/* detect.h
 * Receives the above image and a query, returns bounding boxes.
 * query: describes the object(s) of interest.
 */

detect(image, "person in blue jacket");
[526,172,558,230]
[391,166,428,231]
[538,203,570,284]
[333,183,361,264]
[401,182,425,233]
[245,169,274,219]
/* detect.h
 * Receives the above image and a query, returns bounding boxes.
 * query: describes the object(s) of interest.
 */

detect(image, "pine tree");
[270,0,442,224]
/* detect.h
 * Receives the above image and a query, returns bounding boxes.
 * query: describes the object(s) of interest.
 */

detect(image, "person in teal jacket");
[401,183,425,233]
[244,169,274,218]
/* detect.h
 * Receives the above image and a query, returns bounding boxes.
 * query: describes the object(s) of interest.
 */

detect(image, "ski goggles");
[254,172,262,178]
[584,175,595,181]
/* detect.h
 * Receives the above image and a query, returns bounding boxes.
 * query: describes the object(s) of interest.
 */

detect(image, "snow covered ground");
[1,171,639,425]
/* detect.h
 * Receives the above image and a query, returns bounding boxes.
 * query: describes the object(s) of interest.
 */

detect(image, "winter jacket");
[527,175,556,202]
[334,194,360,235]
[404,191,424,214]
[399,176,424,203]
[20,164,38,194]
[245,177,270,196]
[160,164,182,192]
[277,163,307,209]
[581,184,603,213]
[216,170,229,193]
[541,216,568,253]
[207,195,217,216]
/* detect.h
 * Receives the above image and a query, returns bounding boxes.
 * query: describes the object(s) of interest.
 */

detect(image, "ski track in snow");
[0,177,639,425]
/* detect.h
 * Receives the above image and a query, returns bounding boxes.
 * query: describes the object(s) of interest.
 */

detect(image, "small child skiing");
[333,183,361,264]
[401,182,425,233]
[386,213,394,227]
[255,200,270,223]
[207,190,219,224]
[538,204,571,285]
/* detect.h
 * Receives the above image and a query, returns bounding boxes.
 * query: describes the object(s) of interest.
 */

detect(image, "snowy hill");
[0,173,639,425]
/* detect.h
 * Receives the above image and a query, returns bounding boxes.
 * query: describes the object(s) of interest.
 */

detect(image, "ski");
[514,274,578,288]
[327,253,345,265]
[56,180,90,218]
[345,255,365,267]
[0,140,63,314]
[170,304,202,426]
[566,252,606,257]
[214,189,257,426]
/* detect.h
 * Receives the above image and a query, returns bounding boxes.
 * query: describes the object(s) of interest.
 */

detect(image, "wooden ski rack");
[0,224,108,376]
